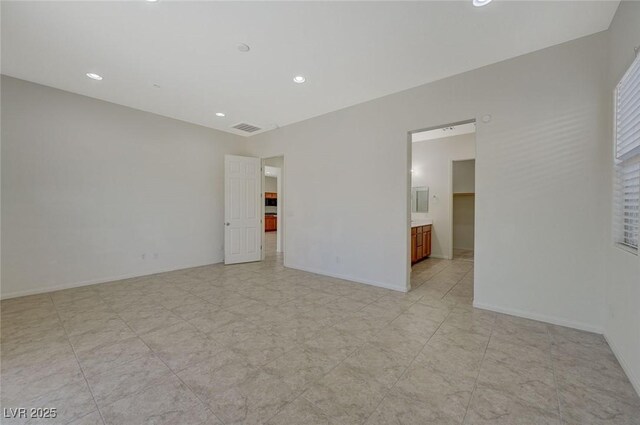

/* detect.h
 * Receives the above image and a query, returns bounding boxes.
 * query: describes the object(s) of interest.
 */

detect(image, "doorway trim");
[406,118,476,289]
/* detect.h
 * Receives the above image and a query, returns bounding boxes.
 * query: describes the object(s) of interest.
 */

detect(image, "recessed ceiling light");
[215,112,226,117]
[237,43,250,53]
[146,0,158,2]
[293,75,306,84]
[472,0,492,7]
[86,73,103,81]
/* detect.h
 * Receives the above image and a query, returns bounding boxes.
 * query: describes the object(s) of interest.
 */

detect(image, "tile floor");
[2,249,639,424]
[264,232,277,256]
[453,249,474,262]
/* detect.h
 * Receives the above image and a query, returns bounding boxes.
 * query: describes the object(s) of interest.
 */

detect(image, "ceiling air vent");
[231,123,261,133]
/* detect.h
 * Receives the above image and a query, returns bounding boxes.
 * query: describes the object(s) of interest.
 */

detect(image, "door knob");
[225,222,230,226]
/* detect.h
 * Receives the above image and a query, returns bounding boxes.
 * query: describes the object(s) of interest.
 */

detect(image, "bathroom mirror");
[411,186,429,213]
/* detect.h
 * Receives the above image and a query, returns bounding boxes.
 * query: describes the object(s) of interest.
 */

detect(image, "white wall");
[453,159,476,252]
[603,0,640,395]
[246,31,610,330]
[1,76,248,299]
[265,176,277,193]
[452,159,476,193]
[411,134,476,259]
[264,156,284,169]
[453,195,475,251]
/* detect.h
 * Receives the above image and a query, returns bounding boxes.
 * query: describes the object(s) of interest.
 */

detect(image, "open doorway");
[408,120,476,295]
[262,156,284,260]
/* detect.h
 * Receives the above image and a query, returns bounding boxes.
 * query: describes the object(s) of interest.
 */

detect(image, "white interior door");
[225,155,261,264]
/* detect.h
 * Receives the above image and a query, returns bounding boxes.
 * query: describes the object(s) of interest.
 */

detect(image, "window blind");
[614,53,640,251]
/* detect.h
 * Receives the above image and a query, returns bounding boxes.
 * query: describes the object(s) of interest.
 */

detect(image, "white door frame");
[407,119,475,288]
[276,168,283,253]
[261,163,265,261]
[406,132,413,289]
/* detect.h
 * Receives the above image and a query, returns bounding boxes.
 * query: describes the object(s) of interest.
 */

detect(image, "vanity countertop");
[411,219,433,228]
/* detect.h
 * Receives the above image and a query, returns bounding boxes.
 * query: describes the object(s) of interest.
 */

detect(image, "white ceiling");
[412,122,476,143]
[1,1,619,137]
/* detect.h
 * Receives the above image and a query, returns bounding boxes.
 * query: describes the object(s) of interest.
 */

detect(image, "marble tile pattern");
[2,241,639,425]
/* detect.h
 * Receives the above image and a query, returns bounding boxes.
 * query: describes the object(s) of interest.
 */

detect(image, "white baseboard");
[284,262,408,293]
[0,259,223,300]
[472,300,604,334]
[604,333,640,398]
[4,259,407,299]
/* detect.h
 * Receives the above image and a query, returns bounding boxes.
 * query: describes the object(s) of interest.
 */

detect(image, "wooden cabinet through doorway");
[411,224,432,264]
[265,215,277,232]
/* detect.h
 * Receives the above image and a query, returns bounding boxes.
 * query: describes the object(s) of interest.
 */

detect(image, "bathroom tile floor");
[453,248,474,262]
[2,251,639,424]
